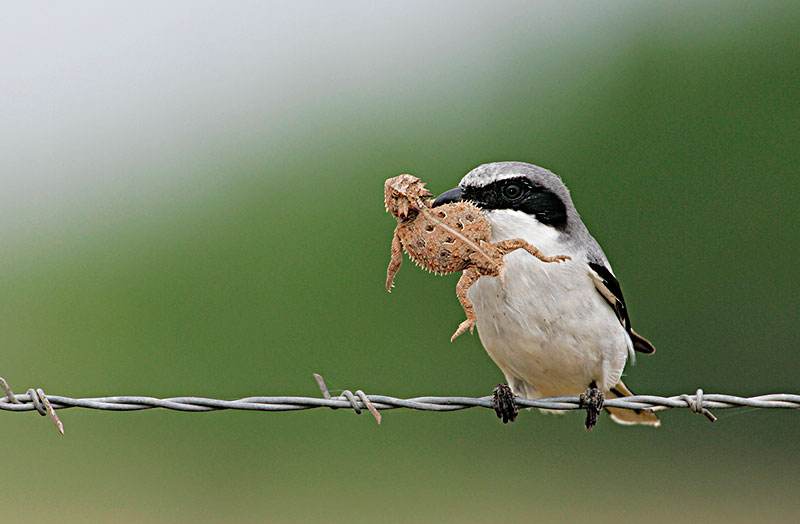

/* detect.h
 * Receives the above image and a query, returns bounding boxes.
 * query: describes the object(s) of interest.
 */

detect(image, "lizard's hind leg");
[451,266,481,342]
[494,238,570,264]
[385,228,404,292]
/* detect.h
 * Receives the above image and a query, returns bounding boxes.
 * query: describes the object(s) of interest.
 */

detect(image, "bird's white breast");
[470,210,629,397]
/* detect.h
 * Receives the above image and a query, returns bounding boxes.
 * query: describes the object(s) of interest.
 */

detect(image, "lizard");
[384,174,570,341]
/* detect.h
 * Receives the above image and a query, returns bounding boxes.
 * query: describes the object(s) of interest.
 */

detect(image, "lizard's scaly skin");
[384,174,570,341]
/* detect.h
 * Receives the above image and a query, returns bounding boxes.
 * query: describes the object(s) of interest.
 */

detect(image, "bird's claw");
[492,384,518,424]
[579,382,604,430]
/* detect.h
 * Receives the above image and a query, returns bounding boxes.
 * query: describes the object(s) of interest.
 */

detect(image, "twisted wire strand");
[1,375,798,435]
[2,390,799,413]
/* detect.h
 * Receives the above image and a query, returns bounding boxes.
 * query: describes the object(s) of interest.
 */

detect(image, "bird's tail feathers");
[606,381,661,427]
[630,329,656,354]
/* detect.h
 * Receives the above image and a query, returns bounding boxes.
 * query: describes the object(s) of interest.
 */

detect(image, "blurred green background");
[2,1,799,522]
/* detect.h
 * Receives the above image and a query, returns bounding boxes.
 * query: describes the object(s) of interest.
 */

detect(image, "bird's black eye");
[501,182,524,201]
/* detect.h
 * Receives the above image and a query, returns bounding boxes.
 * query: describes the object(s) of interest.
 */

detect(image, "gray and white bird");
[433,161,659,428]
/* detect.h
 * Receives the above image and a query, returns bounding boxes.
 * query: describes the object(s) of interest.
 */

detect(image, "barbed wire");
[1,375,798,435]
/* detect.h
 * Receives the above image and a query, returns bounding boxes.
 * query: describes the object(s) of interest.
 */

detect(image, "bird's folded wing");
[588,262,655,354]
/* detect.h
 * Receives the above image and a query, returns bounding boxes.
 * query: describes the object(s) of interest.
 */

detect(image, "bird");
[432,161,659,428]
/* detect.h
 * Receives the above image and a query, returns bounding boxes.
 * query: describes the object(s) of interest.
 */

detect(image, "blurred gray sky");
[0,1,624,238]
[0,1,766,241]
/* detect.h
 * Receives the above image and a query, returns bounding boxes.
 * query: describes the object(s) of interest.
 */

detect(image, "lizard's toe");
[450,319,475,342]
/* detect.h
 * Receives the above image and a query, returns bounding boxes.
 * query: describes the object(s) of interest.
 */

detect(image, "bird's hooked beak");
[432,187,464,207]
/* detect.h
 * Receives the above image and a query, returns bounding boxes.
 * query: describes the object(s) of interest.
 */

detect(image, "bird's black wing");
[588,261,655,354]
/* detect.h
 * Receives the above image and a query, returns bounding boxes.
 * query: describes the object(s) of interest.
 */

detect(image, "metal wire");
[1,375,798,435]
[3,390,799,412]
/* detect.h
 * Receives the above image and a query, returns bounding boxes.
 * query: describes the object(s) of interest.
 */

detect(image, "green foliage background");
[1,2,798,522]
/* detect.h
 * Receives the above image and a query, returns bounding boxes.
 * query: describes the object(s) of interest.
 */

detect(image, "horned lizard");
[384,174,570,341]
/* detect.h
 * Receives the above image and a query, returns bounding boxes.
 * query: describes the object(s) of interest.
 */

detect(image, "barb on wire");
[1,375,797,435]
[313,373,381,424]
[1,378,64,435]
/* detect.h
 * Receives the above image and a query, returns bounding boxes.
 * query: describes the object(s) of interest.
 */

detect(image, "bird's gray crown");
[460,162,570,201]
[454,162,577,231]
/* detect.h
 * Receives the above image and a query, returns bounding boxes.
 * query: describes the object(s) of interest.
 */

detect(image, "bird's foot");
[579,381,604,430]
[492,384,518,424]
[450,319,475,342]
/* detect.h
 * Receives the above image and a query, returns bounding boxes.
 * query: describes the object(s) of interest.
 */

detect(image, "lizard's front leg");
[494,238,570,264]
[451,266,481,342]
[385,228,403,292]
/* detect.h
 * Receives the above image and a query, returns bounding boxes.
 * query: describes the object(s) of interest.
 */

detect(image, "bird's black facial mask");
[434,177,567,229]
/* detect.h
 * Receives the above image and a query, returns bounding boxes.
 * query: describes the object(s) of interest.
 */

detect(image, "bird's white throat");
[485,209,568,255]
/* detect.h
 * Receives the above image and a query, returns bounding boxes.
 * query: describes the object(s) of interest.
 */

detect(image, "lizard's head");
[384,174,432,219]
